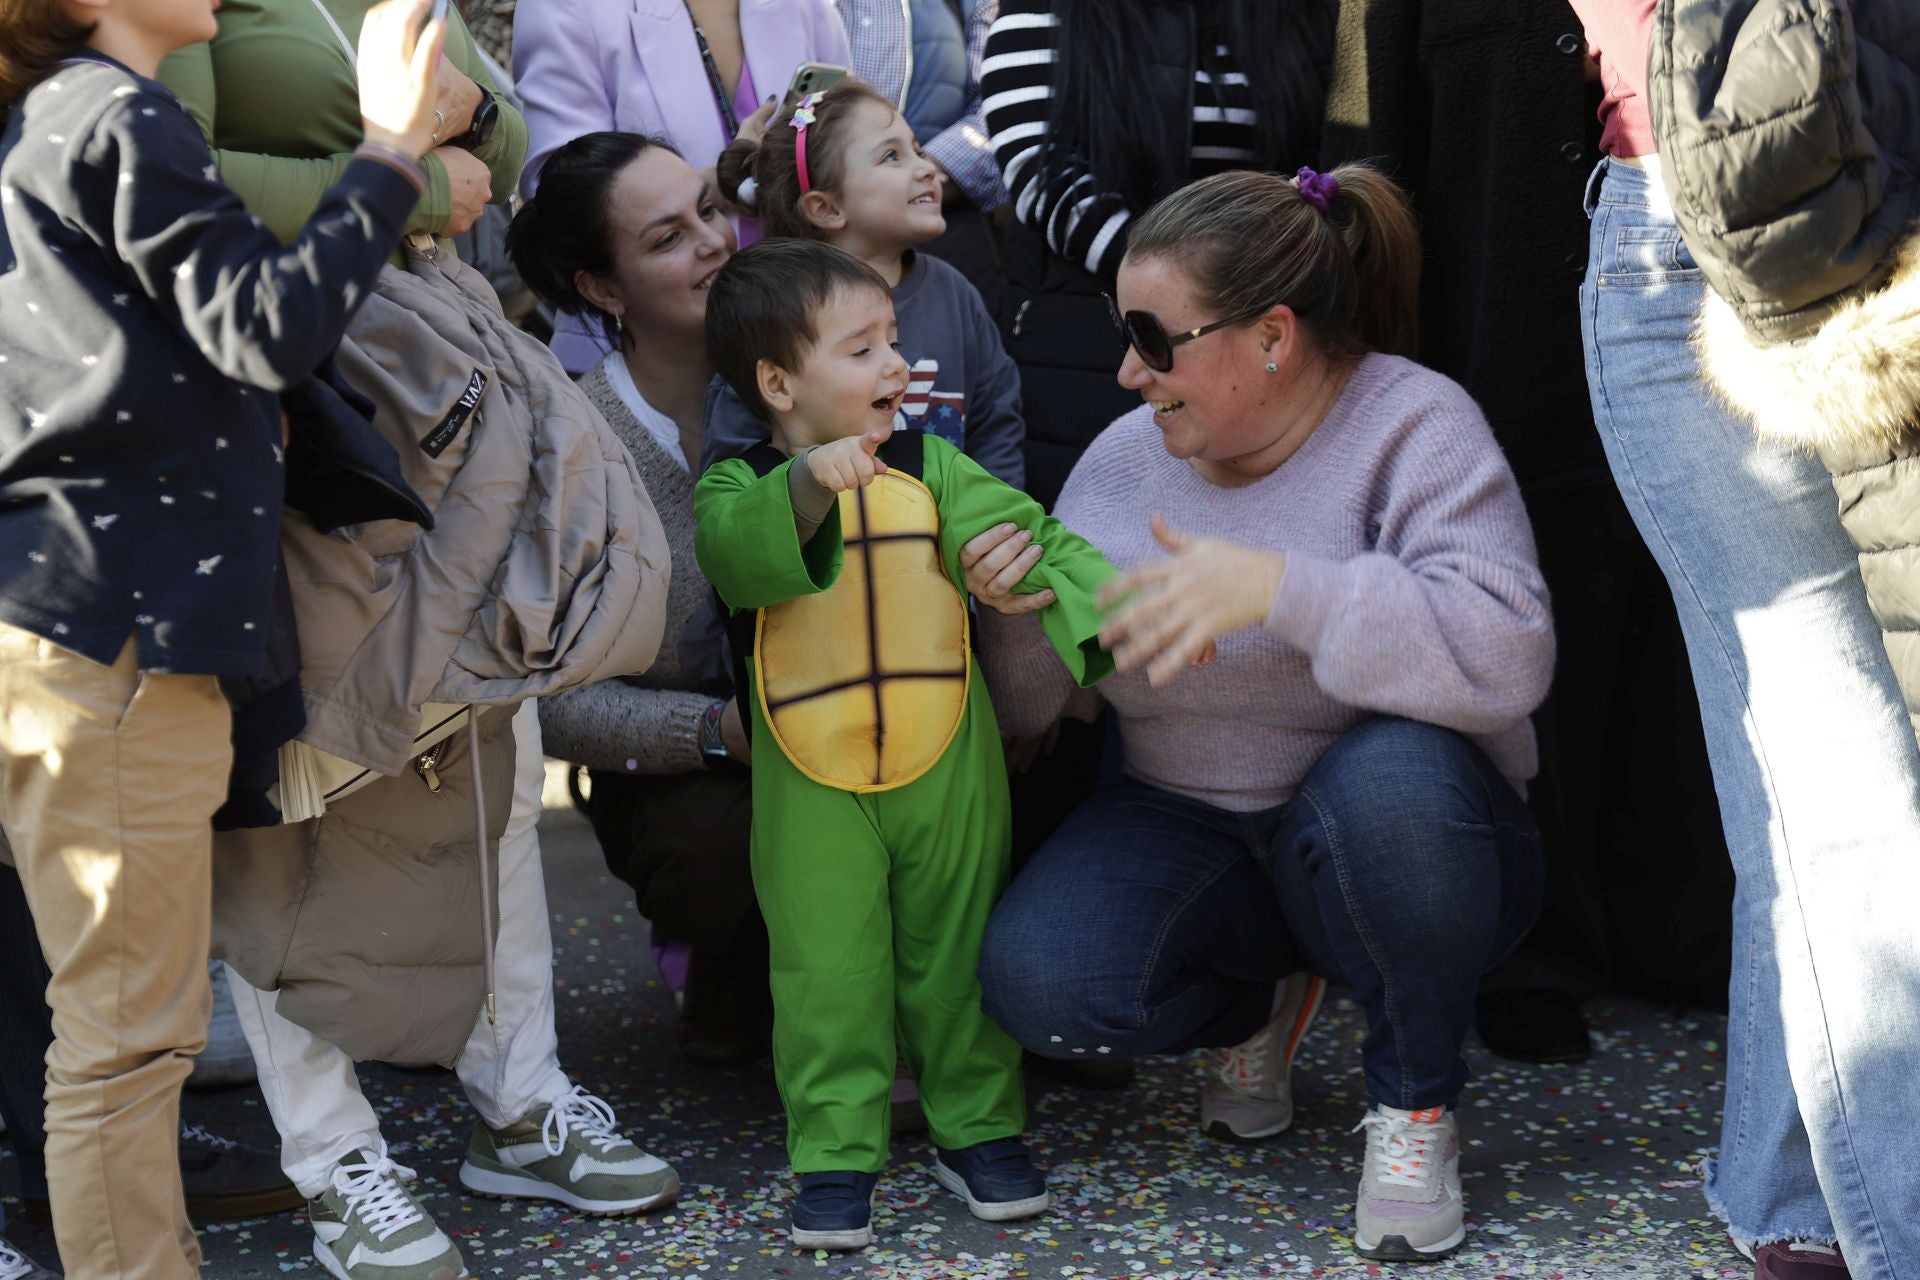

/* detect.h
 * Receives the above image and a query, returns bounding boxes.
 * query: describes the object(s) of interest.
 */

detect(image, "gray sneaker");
[1200,972,1326,1141]
[1352,1105,1465,1261]
[0,1236,59,1280]
[458,1086,679,1215]
[309,1146,466,1280]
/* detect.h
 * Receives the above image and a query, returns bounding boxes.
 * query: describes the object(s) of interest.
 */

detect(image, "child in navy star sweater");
[0,0,443,1269]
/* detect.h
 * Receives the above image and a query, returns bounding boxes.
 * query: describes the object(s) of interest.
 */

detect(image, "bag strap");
[305,0,359,66]
[683,4,741,139]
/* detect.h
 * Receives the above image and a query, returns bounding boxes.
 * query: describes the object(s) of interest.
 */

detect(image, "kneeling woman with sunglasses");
[967,165,1552,1264]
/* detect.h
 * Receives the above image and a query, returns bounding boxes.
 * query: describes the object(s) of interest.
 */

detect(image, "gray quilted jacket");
[1652,0,1920,746]
[213,241,671,1064]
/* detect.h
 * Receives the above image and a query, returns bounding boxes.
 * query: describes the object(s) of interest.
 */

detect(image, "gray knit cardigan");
[537,361,722,774]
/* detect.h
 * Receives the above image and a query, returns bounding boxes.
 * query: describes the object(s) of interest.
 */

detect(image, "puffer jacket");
[1651,0,1920,747]
[213,240,672,1063]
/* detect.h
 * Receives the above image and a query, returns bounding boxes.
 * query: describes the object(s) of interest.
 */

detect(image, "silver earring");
[1265,360,1278,373]
[613,314,625,342]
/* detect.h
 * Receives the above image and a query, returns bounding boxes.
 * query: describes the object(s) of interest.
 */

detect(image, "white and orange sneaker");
[1200,972,1327,1141]
[1352,1104,1465,1261]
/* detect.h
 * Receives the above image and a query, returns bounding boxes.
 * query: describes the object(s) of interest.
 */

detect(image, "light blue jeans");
[1582,156,1920,1276]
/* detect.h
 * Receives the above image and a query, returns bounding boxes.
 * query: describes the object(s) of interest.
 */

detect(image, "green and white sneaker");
[458,1085,680,1215]
[308,1145,466,1280]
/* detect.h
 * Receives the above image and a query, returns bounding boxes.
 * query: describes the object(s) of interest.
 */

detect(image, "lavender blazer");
[513,0,850,372]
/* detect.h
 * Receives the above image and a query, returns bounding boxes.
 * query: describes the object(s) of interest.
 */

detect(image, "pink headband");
[791,91,825,195]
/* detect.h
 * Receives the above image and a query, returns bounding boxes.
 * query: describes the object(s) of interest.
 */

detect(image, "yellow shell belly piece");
[754,470,970,793]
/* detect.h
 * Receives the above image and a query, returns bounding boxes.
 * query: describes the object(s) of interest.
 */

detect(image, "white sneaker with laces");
[308,1144,466,1280]
[0,1236,58,1280]
[1200,972,1326,1141]
[1352,1104,1465,1261]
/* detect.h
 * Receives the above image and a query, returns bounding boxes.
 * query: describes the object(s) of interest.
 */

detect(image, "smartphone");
[783,63,849,113]
[428,0,450,27]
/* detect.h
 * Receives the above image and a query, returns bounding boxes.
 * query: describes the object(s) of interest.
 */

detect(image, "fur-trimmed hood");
[1694,227,1920,455]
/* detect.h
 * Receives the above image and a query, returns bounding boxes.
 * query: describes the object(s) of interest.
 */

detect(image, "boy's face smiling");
[763,285,910,452]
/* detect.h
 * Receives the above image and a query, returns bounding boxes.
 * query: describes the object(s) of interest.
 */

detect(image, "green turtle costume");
[694,430,1114,1172]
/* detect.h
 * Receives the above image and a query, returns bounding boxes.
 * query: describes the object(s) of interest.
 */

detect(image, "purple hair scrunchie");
[1295,165,1339,214]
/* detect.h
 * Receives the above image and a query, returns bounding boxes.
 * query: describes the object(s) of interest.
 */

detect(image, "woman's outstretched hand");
[357,0,447,160]
[1096,516,1283,686]
[961,522,1055,615]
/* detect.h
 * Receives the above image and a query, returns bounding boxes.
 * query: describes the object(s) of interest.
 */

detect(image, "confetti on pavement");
[0,802,1745,1279]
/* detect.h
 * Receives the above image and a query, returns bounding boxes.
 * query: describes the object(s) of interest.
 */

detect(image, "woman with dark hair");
[506,132,767,1063]
[968,166,1551,1264]
[511,0,848,374]
[981,0,1340,507]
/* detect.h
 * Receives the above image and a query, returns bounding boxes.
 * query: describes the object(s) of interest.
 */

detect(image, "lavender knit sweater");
[978,353,1554,812]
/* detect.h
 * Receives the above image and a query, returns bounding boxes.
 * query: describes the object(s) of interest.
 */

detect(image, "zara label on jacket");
[420,369,488,458]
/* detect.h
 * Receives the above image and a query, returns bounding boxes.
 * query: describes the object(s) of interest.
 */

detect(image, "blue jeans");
[0,862,52,1232]
[979,717,1542,1110]
[1582,157,1920,1274]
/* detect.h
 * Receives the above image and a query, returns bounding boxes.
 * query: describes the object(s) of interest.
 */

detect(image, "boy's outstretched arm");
[929,438,1116,686]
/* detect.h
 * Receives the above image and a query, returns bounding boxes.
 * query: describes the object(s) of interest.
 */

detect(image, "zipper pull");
[414,746,445,794]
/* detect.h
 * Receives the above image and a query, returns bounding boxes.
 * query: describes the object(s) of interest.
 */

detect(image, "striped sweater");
[982,0,1258,278]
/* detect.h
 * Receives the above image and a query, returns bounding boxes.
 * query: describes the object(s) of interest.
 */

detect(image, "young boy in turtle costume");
[694,240,1115,1249]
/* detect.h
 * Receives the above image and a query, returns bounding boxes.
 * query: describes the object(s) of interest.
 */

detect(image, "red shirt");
[1570,0,1658,157]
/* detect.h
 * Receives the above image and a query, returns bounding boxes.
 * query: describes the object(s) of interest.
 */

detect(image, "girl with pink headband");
[705,79,1028,489]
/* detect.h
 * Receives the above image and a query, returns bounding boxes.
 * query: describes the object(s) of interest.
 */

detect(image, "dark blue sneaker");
[931,1137,1050,1221]
[789,1170,879,1250]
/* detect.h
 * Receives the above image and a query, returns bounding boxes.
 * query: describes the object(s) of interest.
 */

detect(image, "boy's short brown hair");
[0,0,93,107]
[704,239,893,424]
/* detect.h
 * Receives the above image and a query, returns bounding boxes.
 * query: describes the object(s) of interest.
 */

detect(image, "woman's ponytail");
[1326,163,1421,359]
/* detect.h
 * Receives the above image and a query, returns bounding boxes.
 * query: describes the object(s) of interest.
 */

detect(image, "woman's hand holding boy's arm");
[961,522,1054,615]
[356,0,447,160]
[805,431,891,493]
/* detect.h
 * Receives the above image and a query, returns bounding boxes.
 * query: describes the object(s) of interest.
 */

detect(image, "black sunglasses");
[1105,294,1273,373]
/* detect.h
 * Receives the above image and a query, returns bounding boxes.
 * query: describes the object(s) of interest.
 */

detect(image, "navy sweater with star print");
[0,53,419,675]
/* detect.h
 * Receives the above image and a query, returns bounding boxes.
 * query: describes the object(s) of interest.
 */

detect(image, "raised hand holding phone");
[356,0,447,160]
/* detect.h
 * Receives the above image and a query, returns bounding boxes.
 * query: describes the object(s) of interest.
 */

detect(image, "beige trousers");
[0,623,231,1279]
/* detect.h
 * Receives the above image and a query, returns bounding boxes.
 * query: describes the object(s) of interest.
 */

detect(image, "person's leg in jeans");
[980,783,1294,1059]
[0,862,52,1219]
[0,627,228,1280]
[1582,156,1920,1275]
[1266,718,1542,1111]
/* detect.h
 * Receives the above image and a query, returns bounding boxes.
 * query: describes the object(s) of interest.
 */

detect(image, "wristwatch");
[448,87,499,152]
[699,699,732,767]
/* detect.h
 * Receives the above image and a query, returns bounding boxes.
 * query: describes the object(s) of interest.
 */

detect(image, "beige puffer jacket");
[213,240,670,1064]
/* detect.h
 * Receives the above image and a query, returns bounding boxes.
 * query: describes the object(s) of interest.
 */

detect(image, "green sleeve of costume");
[694,456,844,611]
[926,436,1116,686]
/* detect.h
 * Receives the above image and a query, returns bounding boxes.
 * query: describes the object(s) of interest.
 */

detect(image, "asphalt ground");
[0,773,1744,1280]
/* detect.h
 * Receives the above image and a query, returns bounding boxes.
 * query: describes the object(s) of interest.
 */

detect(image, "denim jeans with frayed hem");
[1581,156,1920,1276]
[978,716,1542,1111]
